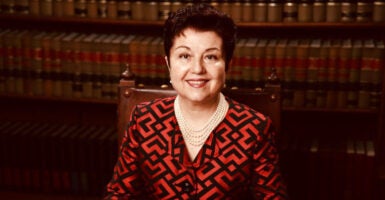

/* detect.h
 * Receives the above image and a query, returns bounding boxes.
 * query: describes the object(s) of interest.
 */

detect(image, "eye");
[204,54,219,63]
[179,53,190,60]
[206,55,218,60]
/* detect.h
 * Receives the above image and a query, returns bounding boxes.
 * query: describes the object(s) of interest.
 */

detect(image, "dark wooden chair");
[117,66,282,147]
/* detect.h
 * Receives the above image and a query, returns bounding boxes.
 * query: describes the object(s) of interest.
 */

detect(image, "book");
[325,39,341,108]
[63,0,75,17]
[138,36,155,86]
[2,29,19,94]
[358,39,375,109]
[306,39,321,108]
[243,38,258,88]
[347,40,363,108]
[29,0,40,15]
[264,39,277,82]
[315,39,329,108]
[227,38,247,88]
[370,40,384,109]
[0,121,25,190]
[254,38,268,86]
[48,123,72,194]
[60,32,80,98]
[252,0,267,22]
[143,1,157,21]
[100,34,118,99]
[41,32,61,97]
[80,33,100,98]
[293,39,310,107]
[313,0,326,22]
[51,32,67,97]
[353,139,366,200]
[53,0,64,17]
[65,124,90,194]
[283,0,298,22]
[31,31,48,96]
[117,0,132,19]
[363,140,376,200]
[90,34,109,99]
[343,139,355,199]
[336,39,352,109]
[230,0,242,22]
[108,34,126,99]
[18,122,41,192]
[131,0,144,20]
[40,0,53,16]
[282,39,298,107]
[57,124,81,194]
[241,0,253,22]
[298,0,313,22]
[267,0,283,22]
[274,38,288,84]
[306,138,320,200]
[128,35,145,86]
[71,33,88,99]
[14,0,30,15]
[148,37,162,86]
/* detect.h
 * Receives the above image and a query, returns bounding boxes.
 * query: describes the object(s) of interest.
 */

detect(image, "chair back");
[117,67,281,147]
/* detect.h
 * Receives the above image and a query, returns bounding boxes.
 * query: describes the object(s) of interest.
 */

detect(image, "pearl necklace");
[174,93,229,147]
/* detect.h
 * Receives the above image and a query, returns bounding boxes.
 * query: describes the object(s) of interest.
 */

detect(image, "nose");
[191,57,206,74]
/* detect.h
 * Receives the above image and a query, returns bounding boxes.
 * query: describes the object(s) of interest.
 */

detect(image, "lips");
[186,79,208,88]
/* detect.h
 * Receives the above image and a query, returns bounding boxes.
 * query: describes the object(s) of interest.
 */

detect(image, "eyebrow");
[174,45,221,52]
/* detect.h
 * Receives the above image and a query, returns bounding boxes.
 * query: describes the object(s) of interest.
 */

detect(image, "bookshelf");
[1,1,385,199]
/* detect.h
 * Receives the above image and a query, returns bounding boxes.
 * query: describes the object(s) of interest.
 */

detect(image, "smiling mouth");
[187,80,208,88]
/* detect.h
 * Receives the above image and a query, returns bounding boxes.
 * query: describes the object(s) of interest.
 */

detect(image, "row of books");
[279,136,376,200]
[0,119,377,199]
[0,29,383,108]
[1,0,384,23]
[0,121,118,197]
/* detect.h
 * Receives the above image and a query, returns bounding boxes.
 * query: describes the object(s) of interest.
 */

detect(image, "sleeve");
[251,116,288,200]
[103,106,144,200]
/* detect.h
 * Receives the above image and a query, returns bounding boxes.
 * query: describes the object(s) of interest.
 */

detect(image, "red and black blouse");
[104,96,287,200]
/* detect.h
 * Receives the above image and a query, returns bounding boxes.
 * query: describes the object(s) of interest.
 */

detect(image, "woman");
[104,3,287,199]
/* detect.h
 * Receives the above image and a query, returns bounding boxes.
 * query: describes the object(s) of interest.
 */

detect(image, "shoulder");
[225,96,269,123]
[133,96,176,115]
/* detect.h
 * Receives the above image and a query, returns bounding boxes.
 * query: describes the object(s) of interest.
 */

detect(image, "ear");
[164,56,170,71]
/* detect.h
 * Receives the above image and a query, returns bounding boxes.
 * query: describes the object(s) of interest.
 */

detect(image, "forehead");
[172,28,223,49]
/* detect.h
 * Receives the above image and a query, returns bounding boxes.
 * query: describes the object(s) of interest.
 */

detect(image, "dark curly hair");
[163,3,237,71]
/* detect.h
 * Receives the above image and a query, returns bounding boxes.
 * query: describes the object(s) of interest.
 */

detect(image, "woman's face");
[167,28,226,104]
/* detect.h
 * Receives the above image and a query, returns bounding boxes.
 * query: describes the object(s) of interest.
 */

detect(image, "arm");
[104,108,144,200]
[251,117,288,200]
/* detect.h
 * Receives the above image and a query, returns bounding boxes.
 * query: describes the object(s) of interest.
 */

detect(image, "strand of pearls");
[174,93,229,147]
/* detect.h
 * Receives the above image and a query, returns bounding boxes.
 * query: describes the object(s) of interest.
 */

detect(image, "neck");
[178,95,220,124]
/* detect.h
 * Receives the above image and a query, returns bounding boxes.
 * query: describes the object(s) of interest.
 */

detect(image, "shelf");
[283,106,379,114]
[1,14,385,29]
[0,94,117,105]
[0,94,378,114]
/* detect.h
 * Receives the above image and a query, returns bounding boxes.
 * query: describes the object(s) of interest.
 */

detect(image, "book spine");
[370,40,384,109]
[293,39,309,107]
[251,39,266,89]
[63,0,75,17]
[282,40,297,107]
[306,39,321,108]
[40,0,53,16]
[117,0,131,19]
[347,40,362,108]
[315,40,329,108]
[336,39,352,109]
[358,40,374,108]
[326,40,340,108]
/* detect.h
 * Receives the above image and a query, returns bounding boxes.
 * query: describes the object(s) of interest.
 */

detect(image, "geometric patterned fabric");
[104,96,288,199]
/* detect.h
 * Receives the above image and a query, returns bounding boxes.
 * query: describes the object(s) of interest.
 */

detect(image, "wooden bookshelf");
[0,2,384,199]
